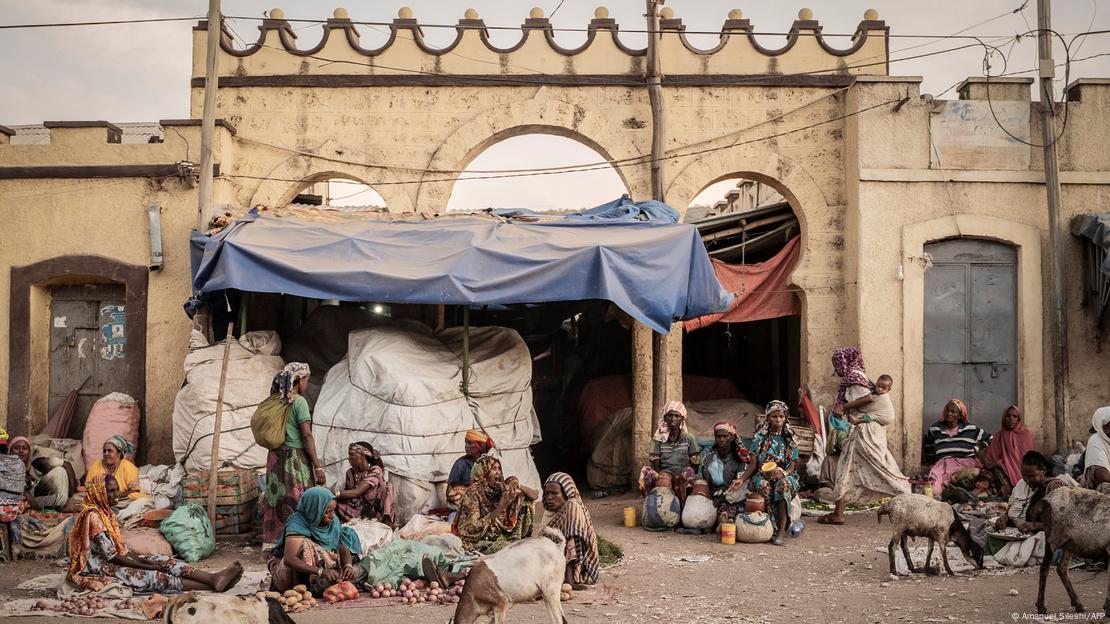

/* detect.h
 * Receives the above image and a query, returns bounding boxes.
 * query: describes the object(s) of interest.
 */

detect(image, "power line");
[222,96,900,187]
[0,16,199,29]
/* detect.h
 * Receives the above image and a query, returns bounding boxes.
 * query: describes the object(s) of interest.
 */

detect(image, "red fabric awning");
[684,236,801,331]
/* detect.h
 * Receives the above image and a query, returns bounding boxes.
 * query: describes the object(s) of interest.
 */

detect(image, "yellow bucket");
[623,507,637,527]
[720,522,736,545]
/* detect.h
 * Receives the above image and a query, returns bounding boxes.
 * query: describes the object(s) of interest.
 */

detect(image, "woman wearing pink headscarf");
[982,406,1035,495]
[924,399,992,496]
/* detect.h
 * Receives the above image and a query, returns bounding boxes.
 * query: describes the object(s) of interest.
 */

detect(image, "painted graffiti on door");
[99,304,126,360]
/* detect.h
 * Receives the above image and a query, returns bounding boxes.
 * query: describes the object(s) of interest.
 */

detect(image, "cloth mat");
[876,544,1002,575]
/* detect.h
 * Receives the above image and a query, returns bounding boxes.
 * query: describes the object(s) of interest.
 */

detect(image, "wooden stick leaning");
[208,321,234,530]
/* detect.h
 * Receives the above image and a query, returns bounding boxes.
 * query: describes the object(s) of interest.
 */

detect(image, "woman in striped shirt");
[924,399,992,496]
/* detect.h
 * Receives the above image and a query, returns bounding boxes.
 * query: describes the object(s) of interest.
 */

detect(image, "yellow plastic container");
[924,484,934,499]
[761,461,778,473]
[720,522,736,545]
[623,506,637,527]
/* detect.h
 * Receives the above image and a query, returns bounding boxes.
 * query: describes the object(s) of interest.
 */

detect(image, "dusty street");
[0,492,1105,623]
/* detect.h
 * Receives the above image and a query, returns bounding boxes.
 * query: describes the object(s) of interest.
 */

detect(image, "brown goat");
[1030,487,1110,615]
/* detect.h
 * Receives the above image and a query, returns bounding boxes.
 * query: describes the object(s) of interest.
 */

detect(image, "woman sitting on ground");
[639,401,700,505]
[84,435,146,502]
[990,451,1077,567]
[269,486,363,594]
[9,436,77,511]
[335,442,395,526]
[733,400,799,546]
[542,472,599,589]
[68,476,242,593]
[447,430,494,509]
[924,399,992,496]
[454,454,537,554]
[1084,407,1110,494]
[699,421,746,527]
[981,405,1035,495]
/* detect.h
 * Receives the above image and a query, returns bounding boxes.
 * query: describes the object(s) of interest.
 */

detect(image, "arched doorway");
[445,134,627,212]
[683,175,802,410]
[922,238,1018,437]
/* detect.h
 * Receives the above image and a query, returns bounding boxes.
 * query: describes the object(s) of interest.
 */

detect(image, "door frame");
[901,215,1044,470]
[7,255,148,436]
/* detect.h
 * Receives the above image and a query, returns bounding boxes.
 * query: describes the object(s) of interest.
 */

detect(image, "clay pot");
[691,479,711,498]
[744,494,766,514]
[655,472,674,490]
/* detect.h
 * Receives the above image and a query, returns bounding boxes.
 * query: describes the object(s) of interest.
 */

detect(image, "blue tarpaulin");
[188,196,732,334]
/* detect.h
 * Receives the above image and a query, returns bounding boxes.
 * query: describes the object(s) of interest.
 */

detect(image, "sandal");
[817,515,846,525]
[591,490,610,499]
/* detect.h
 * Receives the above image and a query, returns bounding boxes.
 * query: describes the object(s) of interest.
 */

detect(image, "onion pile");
[560,583,573,602]
[371,577,466,606]
[30,595,111,616]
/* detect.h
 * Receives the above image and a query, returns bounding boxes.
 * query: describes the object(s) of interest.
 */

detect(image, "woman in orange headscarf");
[924,399,993,497]
[67,476,243,593]
[446,429,495,507]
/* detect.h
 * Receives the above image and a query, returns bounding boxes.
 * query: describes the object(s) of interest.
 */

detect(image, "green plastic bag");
[159,503,215,562]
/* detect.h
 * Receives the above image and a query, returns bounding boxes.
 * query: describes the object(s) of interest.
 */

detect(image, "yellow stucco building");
[1,7,1107,471]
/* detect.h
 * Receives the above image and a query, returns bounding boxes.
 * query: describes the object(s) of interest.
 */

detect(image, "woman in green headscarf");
[453,454,537,554]
[268,487,363,595]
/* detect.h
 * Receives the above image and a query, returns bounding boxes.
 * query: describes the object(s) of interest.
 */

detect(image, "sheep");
[1030,486,1110,615]
[450,527,568,624]
[877,493,984,576]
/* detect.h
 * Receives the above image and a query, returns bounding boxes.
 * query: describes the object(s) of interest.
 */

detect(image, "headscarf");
[67,476,127,590]
[832,347,873,406]
[8,436,30,452]
[1087,406,1110,472]
[652,400,689,443]
[272,362,311,405]
[982,405,1035,487]
[104,434,135,458]
[544,472,599,585]
[713,421,737,437]
[464,429,495,453]
[273,486,361,557]
[462,453,526,532]
[753,401,798,468]
[942,399,970,425]
[349,441,384,469]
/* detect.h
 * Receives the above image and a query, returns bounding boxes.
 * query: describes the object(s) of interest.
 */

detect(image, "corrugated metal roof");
[7,122,163,145]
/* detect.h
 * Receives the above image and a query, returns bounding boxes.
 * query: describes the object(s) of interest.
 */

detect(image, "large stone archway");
[415,97,649,212]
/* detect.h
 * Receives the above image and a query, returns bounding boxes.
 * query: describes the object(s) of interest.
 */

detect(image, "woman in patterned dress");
[734,400,800,546]
[261,362,328,547]
[453,454,536,554]
[67,476,242,593]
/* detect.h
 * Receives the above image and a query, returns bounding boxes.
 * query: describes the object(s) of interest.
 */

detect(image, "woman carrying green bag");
[260,363,328,549]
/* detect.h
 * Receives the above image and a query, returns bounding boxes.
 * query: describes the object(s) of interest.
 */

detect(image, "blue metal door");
[923,239,1017,435]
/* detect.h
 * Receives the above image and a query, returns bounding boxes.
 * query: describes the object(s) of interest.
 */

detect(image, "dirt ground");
[0,493,1105,623]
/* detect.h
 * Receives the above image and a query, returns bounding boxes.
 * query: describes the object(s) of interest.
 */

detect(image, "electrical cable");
[983,28,1073,148]
[0,16,199,29]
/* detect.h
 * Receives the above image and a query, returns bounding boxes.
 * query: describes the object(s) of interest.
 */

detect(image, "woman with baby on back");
[819,347,910,525]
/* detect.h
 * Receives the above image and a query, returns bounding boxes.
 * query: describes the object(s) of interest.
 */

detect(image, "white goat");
[877,493,984,576]
[450,527,568,624]
[163,594,294,624]
[1032,487,1110,615]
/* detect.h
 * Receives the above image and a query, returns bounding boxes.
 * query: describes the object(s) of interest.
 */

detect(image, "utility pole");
[197,0,222,231]
[645,0,669,422]
[1037,0,1070,452]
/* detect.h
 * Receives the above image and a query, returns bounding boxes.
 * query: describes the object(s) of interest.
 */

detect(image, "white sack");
[313,324,542,523]
[172,331,285,472]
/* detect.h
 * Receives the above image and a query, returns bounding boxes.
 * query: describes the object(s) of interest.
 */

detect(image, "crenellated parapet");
[191,6,888,87]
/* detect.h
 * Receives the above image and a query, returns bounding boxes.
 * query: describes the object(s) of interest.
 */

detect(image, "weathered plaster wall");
[850,78,1110,467]
[0,125,235,462]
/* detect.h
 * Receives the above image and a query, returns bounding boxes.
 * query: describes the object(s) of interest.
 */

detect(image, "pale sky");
[3,1,1108,210]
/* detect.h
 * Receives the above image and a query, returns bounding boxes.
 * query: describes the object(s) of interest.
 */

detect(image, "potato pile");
[370,578,465,605]
[560,583,574,602]
[255,584,317,614]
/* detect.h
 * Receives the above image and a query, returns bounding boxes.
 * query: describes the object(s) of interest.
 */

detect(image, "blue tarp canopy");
[189,196,732,334]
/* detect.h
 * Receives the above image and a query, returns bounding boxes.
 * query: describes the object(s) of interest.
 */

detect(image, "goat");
[1031,487,1110,615]
[877,493,984,576]
[163,593,294,624]
[450,527,568,624]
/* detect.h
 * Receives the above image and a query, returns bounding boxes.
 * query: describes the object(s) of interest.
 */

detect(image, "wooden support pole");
[645,0,671,419]
[461,306,470,396]
[207,321,234,530]
[631,322,654,481]
[196,0,221,230]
